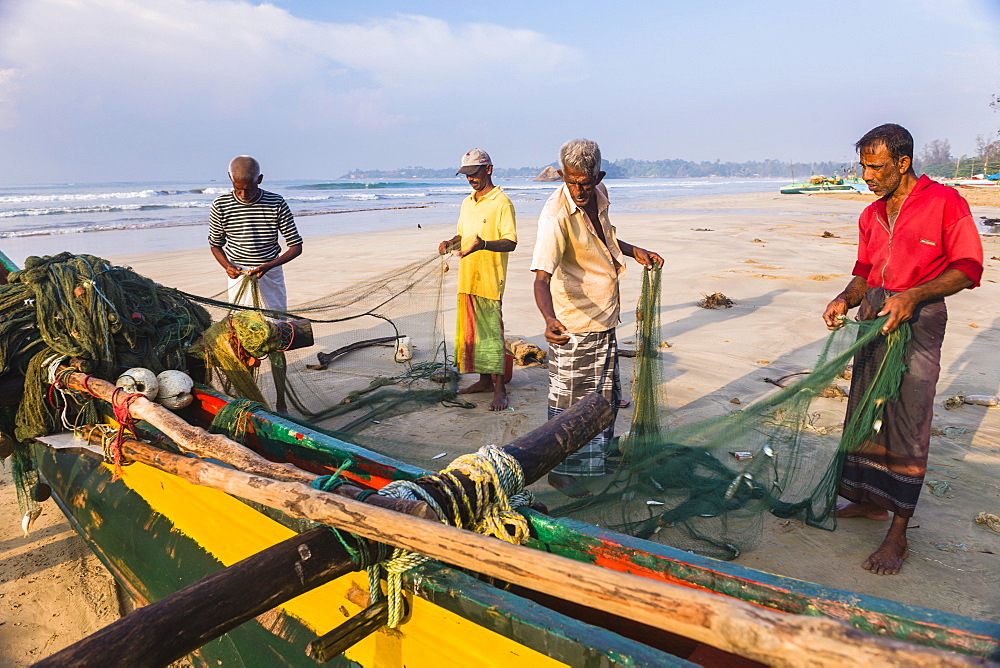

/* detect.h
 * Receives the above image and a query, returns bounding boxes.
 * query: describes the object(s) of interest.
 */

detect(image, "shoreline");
[2,189,998,664]
[3,181,997,269]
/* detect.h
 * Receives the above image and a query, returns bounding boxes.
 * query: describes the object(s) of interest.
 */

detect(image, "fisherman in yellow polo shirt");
[438,149,517,410]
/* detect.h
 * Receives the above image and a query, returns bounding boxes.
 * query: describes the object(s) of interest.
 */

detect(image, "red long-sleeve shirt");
[852,175,983,291]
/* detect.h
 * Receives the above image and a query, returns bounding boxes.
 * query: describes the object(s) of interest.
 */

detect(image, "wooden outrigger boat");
[2,250,996,666]
[26,384,1000,666]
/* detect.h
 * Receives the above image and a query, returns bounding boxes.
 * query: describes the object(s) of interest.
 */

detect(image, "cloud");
[0,1,584,126]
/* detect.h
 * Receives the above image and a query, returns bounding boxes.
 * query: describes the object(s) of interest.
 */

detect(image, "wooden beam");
[62,368,310,482]
[64,367,614,525]
[34,526,352,668]
[86,431,436,520]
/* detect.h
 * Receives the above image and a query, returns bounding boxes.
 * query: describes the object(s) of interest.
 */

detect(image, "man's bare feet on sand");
[488,387,508,411]
[834,501,889,520]
[548,472,592,498]
[459,374,509,410]
[863,539,909,575]
[864,515,909,575]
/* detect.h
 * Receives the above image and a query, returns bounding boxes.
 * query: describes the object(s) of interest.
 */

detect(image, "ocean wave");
[0,187,235,204]
[0,217,210,238]
[290,182,437,190]
[0,201,210,218]
[0,189,169,204]
[285,193,388,202]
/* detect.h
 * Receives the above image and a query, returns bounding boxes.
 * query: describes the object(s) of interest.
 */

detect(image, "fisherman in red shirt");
[822,123,983,575]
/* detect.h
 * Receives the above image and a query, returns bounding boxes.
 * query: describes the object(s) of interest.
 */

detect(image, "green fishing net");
[0,252,212,513]
[182,252,472,434]
[551,268,911,560]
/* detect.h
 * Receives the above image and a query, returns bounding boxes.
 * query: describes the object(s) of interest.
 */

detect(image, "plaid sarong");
[840,287,945,517]
[455,293,505,375]
[548,329,621,476]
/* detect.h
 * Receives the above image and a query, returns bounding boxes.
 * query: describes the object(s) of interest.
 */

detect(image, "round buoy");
[116,368,159,400]
[156,369,194,410]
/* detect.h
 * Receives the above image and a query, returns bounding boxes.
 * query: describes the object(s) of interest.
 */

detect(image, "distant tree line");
[340,158,853,180]
[603,158,848,179]
[916,135,1000,178]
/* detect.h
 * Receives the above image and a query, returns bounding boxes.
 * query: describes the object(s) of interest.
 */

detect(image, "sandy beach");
[3,188,999,663]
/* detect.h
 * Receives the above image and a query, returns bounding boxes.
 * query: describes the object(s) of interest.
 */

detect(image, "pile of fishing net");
[0,252,212,514]
[550,268,910,559]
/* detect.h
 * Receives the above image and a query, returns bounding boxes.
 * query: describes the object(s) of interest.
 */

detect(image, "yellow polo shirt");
[530,183,626,333]
[456,187,517,301]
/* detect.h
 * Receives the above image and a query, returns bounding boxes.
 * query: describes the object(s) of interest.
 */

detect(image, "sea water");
[0,177,785,266]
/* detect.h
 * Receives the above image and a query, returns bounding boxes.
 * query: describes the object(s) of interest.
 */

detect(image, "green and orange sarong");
[455,293,505,376]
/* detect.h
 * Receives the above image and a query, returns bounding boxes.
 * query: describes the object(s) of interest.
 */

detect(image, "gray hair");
[229,155,261,181]
[559,139,602,177]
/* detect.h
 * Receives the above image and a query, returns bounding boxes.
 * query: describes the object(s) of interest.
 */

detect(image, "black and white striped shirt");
[208,190,303,266]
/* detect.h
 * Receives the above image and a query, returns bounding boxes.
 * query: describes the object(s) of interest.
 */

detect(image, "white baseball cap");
[457,148,492,175]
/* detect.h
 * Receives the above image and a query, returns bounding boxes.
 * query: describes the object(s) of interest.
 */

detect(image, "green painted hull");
[780,182,857,194]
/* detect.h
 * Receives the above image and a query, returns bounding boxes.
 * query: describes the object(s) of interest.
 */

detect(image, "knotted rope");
[371,445,533,627]
[308,444,532,628]
[108,388,144,480]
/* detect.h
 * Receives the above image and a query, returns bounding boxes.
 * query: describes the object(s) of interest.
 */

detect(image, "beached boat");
[779,176,864,195]
[27,384,1000,665]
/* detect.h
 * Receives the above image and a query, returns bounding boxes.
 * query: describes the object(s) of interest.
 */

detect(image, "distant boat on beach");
[779,175,864,194]
[940,176,999,188]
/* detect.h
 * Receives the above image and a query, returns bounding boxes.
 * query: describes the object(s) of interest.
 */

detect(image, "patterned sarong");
[455,293,505,375]
[548,329,621,476]
[840,287,946,517]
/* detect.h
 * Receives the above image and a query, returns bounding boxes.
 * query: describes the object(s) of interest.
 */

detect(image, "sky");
[0,0,998,183]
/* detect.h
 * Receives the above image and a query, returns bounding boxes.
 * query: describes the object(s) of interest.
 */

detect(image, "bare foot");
[548,472,593,498]
[863,536,909,575]
[458,376,494,394]
[488,387,509,411]
[834,501,888,520]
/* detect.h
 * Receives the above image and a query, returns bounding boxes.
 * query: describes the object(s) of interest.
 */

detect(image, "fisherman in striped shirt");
[209,156,303,311]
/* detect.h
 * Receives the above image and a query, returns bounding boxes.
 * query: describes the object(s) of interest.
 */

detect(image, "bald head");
[229,155,261,181]
[228,156,263,204]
